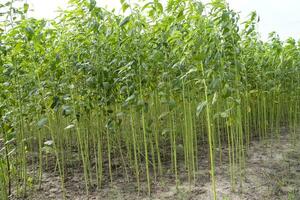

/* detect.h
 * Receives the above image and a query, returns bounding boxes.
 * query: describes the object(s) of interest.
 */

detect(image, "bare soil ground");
[13,128,300,200]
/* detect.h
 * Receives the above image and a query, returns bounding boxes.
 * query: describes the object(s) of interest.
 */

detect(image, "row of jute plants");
[0,0,299,199]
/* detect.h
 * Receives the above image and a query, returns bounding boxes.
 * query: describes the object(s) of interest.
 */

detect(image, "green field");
[0,0,299,199]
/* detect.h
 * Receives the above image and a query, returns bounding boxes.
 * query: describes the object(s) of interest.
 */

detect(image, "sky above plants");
[3,0,300,41]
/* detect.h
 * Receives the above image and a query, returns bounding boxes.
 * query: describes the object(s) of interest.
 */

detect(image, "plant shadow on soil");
[13,127,300,200]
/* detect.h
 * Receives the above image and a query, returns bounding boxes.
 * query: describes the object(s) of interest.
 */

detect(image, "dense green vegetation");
[0,0,299,199]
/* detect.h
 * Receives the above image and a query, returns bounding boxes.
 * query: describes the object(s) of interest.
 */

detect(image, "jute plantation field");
[0,0,299,199]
